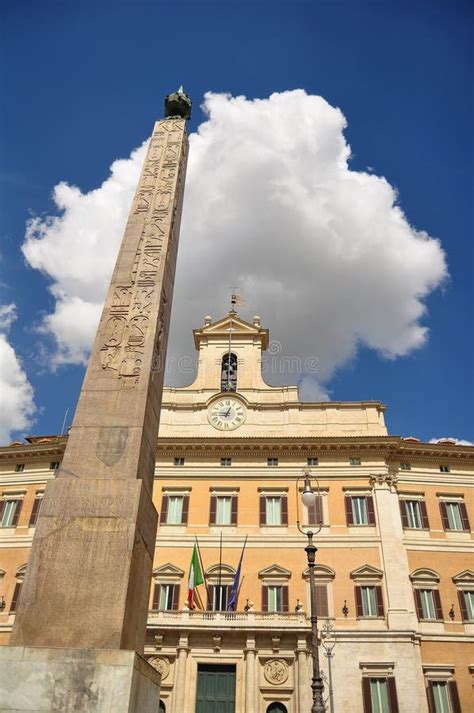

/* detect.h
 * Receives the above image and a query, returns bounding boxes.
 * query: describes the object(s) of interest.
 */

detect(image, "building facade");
[0,312,473,713]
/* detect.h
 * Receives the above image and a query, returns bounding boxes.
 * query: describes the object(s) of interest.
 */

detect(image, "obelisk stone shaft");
[11,117,189,652]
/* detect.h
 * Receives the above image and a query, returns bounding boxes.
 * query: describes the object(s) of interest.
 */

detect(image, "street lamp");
[321,620,336,713]
[296,468,326,713]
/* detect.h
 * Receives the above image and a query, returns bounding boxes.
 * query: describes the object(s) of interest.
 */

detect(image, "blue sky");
[0,0,472,444]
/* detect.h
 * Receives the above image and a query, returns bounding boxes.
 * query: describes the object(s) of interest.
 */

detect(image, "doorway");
[195,664,236,713]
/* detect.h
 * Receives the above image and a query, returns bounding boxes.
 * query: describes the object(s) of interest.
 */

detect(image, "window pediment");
[452,569,474,587]
[153,563,184,581]
[206,563,236,585]
[303,565,335,582]
[15,564,27,580]
[350,565,383,582]
[409,568,440,586]
[259,564,292,582]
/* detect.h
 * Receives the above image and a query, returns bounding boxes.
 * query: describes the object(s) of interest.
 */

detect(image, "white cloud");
[22,90,448,397]
[0,304,36,444]
[429,437,474,447]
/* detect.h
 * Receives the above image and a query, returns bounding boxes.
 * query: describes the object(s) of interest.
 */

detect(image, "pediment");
[153,563,184,578]
[194,312,269,349]
[258,564,292,580]
[206,563,236,577]
[452,569,474,584]
[303,565,335,580]
[15,564,27,579]
[350,565,383,580]
[409,568,440,583]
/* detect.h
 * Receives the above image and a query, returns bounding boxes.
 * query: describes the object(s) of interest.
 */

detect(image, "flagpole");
[218,530,223,609]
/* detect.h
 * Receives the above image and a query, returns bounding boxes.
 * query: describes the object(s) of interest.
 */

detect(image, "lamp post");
[321,620,336,713]
[296,468,326,713]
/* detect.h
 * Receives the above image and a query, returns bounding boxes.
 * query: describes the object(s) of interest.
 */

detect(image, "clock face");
[208,397,246,431]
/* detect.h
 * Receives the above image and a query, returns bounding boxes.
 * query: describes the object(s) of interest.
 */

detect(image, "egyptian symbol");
[112,287,131,309]
[104,316,127,347]
[128,316,149,347]
[119,352,143,378]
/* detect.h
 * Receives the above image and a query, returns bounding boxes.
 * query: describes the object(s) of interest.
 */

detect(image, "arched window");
[159,701,166,713]
[266,703,287,713]
[221,353,237,392]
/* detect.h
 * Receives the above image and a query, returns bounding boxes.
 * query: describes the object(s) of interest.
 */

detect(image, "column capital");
[369,470,398,489]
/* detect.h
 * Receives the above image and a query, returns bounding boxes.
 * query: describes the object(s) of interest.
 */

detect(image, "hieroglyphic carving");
[99,119,187,386]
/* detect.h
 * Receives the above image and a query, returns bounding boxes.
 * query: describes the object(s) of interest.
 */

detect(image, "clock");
[208,397,246,431]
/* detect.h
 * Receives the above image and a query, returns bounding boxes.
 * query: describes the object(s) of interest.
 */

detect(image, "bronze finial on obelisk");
[10,90,191,655]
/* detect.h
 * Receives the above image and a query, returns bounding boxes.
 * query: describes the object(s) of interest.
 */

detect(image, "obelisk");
[1,89,191,713]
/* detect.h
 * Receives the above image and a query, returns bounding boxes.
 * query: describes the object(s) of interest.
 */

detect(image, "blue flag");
[227,536,247,611]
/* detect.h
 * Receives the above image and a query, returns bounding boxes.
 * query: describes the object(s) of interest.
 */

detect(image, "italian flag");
[187,544,204,609]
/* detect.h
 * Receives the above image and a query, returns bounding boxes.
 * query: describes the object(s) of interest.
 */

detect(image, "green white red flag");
[187,544,204,609]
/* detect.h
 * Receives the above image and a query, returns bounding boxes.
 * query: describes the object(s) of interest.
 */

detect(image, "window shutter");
[433,589,443,620]
[375,586,385,617]
[11,501,22,527]
[307,500,317,525]
[181,495,189,525]
[345,497,354,525]
[152,584,160,610]
[387,678,399,713]
[315,585,329,618]
[0,500,4,521]
[281,496,288,525]
[414,589,423,620]
[420,501,430,529]
[231,496,238,526]
[361,678,371,713]
[366,496,376,525]
[439,502,449,530]
[262,586,268,612]
[355,586,363,617]
[10,582,22,612]
[259,497,267,526]
[314,495,323,525]
[459,502,470,531]
[29,497,42,527]
[172,584,180,611]
[448,681,461,713]
[207,585,214,611]
[458,590,468,621]
[426,682,436,713]
[282,586,289,612]
[159,496,169,524]
[209,496,217,526]
[399,501,409,528]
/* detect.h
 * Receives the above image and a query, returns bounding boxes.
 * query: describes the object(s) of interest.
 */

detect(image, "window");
[307,457,319,466]
[29,494,43,527]
[439,465,450,473]
[458,590,474,621]
[160,494,189,525]
[306,495,323,526]
[220,457,232,467]
[262,585,289,613]
[267,457,279,466]
[314,584,329,618]
[439,501,470,532]
[362,677,399,713]
[49,461,60,470]
[414,589,443,621]
[400,463,411,471]
[350,458,361,466]
[0,498,22,528]
[356,586,384,617]
[211,584,229,611]
[221,353,237,392]
[152,583,180,611]
[173,457,185,466]
[400,499,429,529]
[260,495,288,526]
[267,704,288,713]
[427,681,461,713]
[209,495,237,526]
[15,464,24,473]
[159,701,166,713]
[345,495,376,526]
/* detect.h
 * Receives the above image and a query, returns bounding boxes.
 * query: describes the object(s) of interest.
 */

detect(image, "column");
[296,636,309,712]
[245,635,257,713]
[173,635,189,713]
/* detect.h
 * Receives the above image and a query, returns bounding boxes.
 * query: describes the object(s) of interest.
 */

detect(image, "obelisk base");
[0,646,161,713]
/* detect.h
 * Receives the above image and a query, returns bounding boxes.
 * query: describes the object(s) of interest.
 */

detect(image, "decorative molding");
[148,656,170,680]
[369,471,398,488]
[258,564,292,581]
[264,658,289,685]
